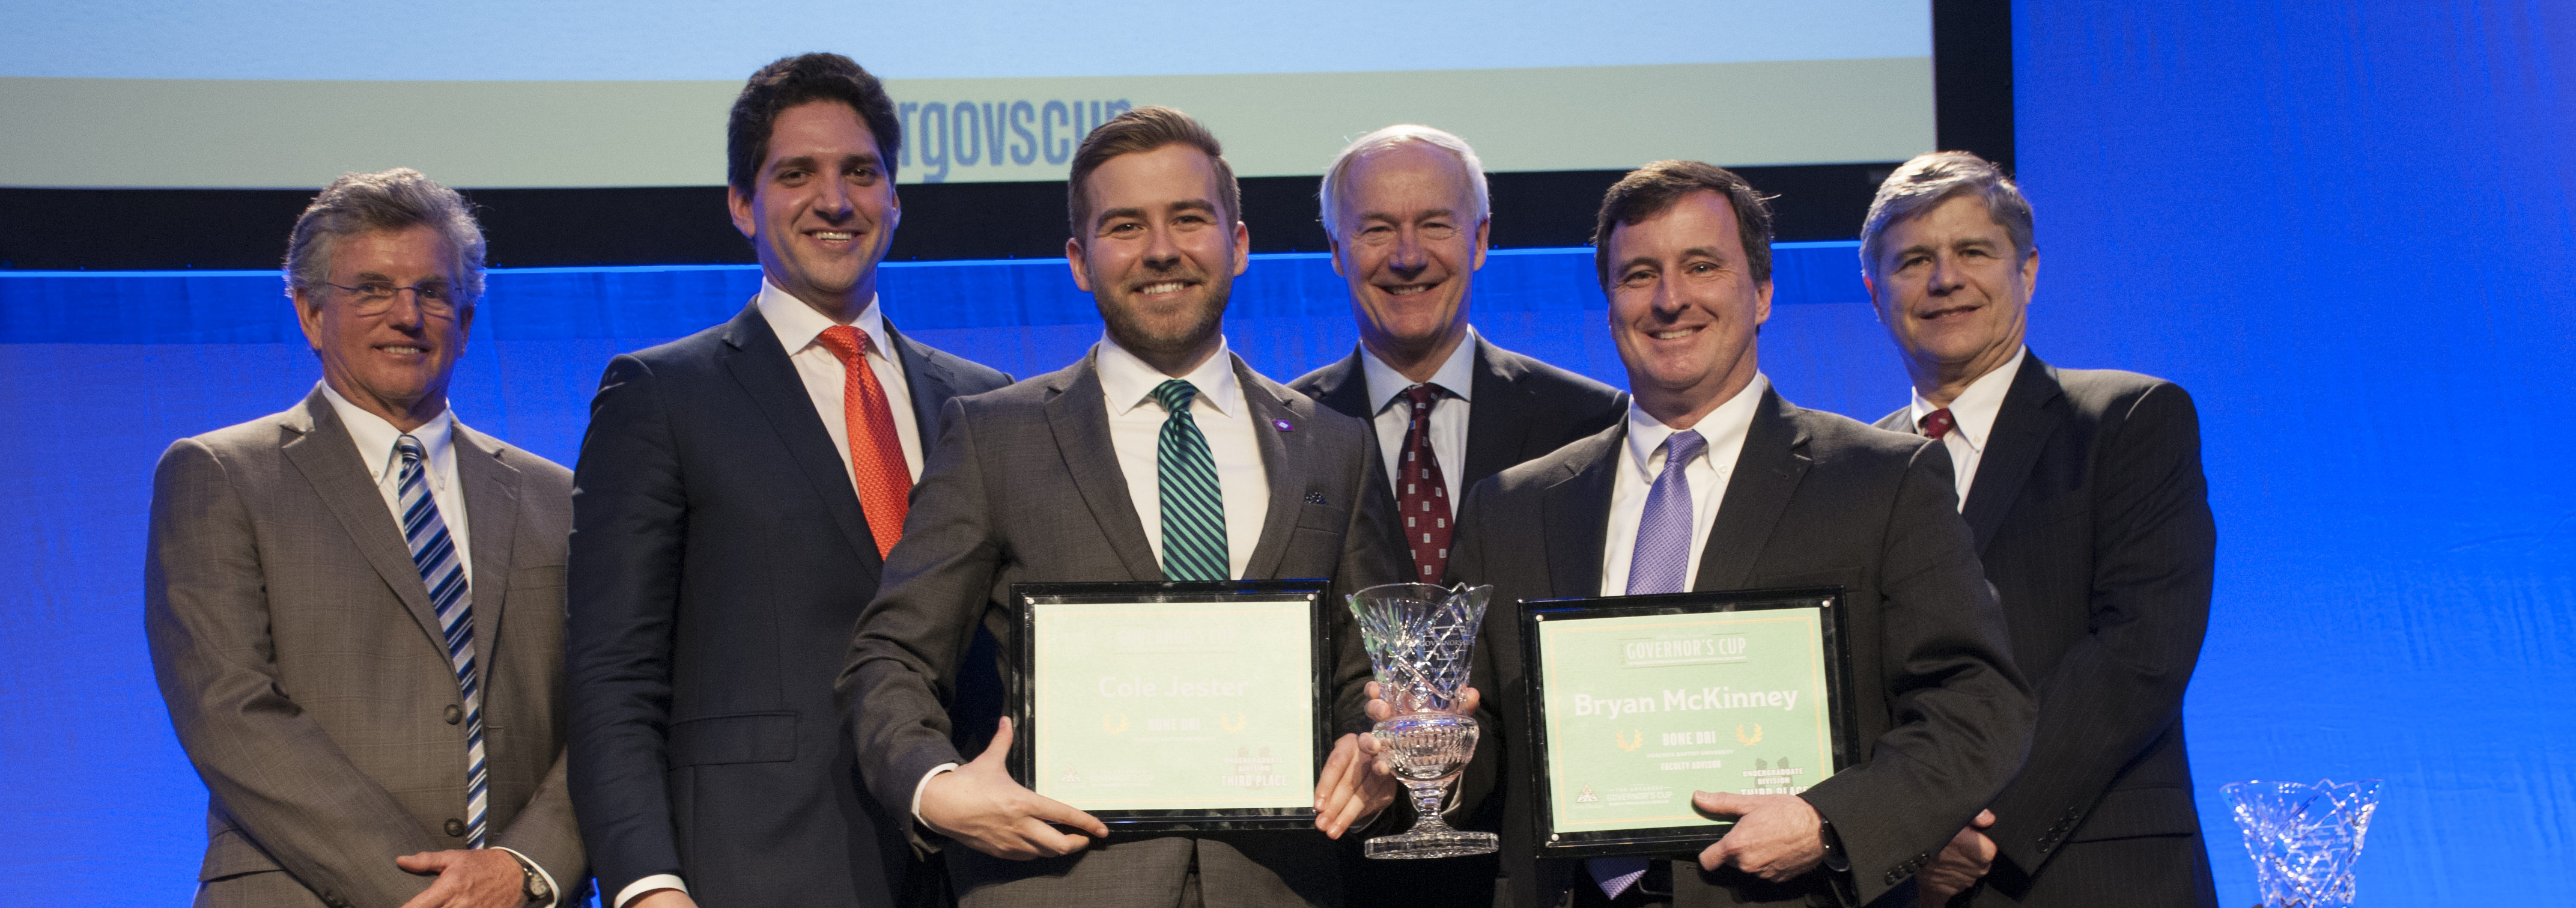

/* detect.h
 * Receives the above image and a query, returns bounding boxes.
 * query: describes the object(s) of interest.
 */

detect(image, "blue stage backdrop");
[5,4,2575,903]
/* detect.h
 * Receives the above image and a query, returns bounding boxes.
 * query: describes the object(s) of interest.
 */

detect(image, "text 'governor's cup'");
[1348,582,1501,859]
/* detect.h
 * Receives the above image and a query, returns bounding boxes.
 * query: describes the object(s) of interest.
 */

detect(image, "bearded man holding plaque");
[836,106,1410,907]
[1442,161,2034,908]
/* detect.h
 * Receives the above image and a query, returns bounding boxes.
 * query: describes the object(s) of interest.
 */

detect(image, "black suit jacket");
[1453,388,2034,907]
[568,302,1011,907]
[1874,355,2217,907]
[1289,336,1628,503]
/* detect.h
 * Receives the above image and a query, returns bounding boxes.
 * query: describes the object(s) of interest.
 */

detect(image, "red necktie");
[1397,384,1454,581]
[815,326,911,558]
[1921,407,1957,440]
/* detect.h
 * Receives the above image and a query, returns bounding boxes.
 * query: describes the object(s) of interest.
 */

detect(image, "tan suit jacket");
[147,387,584,907]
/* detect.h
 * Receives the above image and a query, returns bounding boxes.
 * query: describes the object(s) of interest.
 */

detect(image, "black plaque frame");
[1008,579,1333,832]
[1520,586,1856,859]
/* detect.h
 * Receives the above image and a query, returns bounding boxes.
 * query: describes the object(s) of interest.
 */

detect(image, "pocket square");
[1302,492,1328,505]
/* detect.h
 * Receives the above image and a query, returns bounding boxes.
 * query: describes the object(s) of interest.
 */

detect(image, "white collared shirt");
[320,383,471,588]
[1906,347,2026,510]
[1599,375,1769,596]
[1359,328,1478,509]
[322,383,562,906]
[756,277,925,484]
[1094,334,1272,580]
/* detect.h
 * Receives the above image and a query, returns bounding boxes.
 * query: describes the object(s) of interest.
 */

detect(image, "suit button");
[444,818,467,837]
[443,704,462,725]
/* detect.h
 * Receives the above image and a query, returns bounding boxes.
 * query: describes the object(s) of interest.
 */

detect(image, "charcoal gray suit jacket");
[147,387,583,908]
[1288,336,1628,502]
[1875,354,2218,907]
[1452,388,2034,908]
[837,349,1408,907]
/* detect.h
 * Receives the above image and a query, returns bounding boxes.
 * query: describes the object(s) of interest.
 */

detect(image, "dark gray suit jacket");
[1451,388,2034,908]
[1874,355,2217,907]
[837,349,1408,907]
[569,303,1011,907]
[148,388,583,908]
[1289,336,1628,502]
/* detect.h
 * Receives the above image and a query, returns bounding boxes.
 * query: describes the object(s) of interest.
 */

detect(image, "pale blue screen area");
[0,0,1931,81]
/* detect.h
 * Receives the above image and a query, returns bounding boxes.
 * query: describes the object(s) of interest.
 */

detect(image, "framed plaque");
[1521,587,1854,859]
[1008,580,1332,831]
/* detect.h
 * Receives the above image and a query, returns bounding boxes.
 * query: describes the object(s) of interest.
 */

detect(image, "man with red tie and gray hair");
[1859,151,2219,907]
[565,52,1012,908]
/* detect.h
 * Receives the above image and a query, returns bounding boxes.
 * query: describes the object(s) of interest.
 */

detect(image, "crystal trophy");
[1348,582,1500,859]
[2222,779,2383,908]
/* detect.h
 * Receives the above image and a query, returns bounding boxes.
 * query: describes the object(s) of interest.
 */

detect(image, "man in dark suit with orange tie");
[1858,151,2219,907]
[567,53,1012,908]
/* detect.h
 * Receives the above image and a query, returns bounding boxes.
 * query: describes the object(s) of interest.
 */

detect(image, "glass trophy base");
[1364,828,1499,859]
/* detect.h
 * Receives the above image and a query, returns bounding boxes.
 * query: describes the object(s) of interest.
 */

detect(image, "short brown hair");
[285,167,486,306]
[1066,105,1241,237]
[1591,160,1775,287]
[728,53,903,194]
[1859,151,2034,275]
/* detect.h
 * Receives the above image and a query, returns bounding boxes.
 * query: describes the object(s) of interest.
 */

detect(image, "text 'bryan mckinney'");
[1570,688,1802,721]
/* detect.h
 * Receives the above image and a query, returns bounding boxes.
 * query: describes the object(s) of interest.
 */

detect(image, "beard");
[1092,265,1232,368]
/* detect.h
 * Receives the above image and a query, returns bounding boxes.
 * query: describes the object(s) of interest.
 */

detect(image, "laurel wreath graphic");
[1219,713,1247,733]
[1615,730,1644,751]
[1102,713,1131,734]
[1735,722,1763,745]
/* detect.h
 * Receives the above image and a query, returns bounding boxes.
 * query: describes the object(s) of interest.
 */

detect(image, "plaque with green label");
[1520,587,1853,858]
[1008,581,1332,831]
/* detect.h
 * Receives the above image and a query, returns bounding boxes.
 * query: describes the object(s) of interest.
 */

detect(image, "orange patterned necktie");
[815,325,910,558]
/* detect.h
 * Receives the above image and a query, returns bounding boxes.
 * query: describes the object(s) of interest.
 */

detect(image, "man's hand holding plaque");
[1690,790,1826,881]
[921,717,1112,859]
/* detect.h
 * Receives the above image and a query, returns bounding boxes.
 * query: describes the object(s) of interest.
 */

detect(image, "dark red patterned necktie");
[1921,407,1957,440]
[1397,383,1454,581]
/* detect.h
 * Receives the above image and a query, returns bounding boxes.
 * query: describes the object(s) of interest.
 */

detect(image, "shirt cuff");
[490,847,562,908]
[615,874,689,908]
[914,762,962,828]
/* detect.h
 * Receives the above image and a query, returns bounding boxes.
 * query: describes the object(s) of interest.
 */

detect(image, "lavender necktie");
[1590,428,1707,899]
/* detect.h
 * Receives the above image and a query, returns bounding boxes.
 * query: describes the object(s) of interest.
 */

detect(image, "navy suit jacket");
[1876,354,2218,907]
[1289,336,1627,507]
[568,302,1010,907]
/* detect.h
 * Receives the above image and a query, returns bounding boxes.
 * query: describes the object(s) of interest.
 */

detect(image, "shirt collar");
[1096,333,1241,419]
[1359,326,1480,415]
[1907,346,2026,454]
[1626,373,1769,475]
[755,276,888,361]
[318,381,456,489]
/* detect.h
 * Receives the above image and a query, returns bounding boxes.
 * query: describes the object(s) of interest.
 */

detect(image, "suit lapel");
[1239,357,1311,581]
[453,423,520,673]
[1462,339,1539,492]
[1540,427,1620,599]
[1042,355,1162,580]
[718,302,885,579]
[887,319,962,439]
[276,389,451,654]
[1694,389,1812,593]
[1306,350,1373,422]
[1962,355,2067,552]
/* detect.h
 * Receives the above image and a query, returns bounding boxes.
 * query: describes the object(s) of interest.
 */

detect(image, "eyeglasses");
[326,281,461,317]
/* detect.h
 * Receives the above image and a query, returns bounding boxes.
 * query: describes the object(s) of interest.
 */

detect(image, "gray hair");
[284,167,487,307]
[1858,151,2034,276]
[1317,124,1490,239]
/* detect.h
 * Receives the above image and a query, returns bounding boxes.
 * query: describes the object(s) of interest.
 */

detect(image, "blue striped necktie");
[1149,380,1229,582]
[395,434,489,849]
[1591,428,1707,899]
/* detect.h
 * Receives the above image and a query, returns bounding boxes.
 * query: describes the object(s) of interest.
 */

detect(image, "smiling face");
[1329,142,1488,370]
[1066,143,1249,375]
[729,100,901,317]
[1602,190,1773,427]
[293,224,473,431]
[1867,193,2036,391]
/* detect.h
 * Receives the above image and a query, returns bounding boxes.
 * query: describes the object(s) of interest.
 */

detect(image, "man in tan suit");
[147,168,583,908]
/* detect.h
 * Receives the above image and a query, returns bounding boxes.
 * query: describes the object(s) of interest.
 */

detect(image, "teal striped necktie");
[1150,379,1229,581]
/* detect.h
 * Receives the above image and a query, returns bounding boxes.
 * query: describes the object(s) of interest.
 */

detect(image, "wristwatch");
[505,852,554,904]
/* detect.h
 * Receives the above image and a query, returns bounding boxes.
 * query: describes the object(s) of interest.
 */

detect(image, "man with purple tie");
[1442,160,2033,907]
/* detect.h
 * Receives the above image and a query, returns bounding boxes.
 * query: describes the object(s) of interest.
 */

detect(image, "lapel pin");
[1272,418,1295,431]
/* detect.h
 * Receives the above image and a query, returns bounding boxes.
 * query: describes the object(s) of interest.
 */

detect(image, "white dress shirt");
[1360,328,1477,509]
[320,384,562,907]
[757,277,925,484]
[911,335,1275,829]
[1598,375,1769,596]
[1906,347,2026,510]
